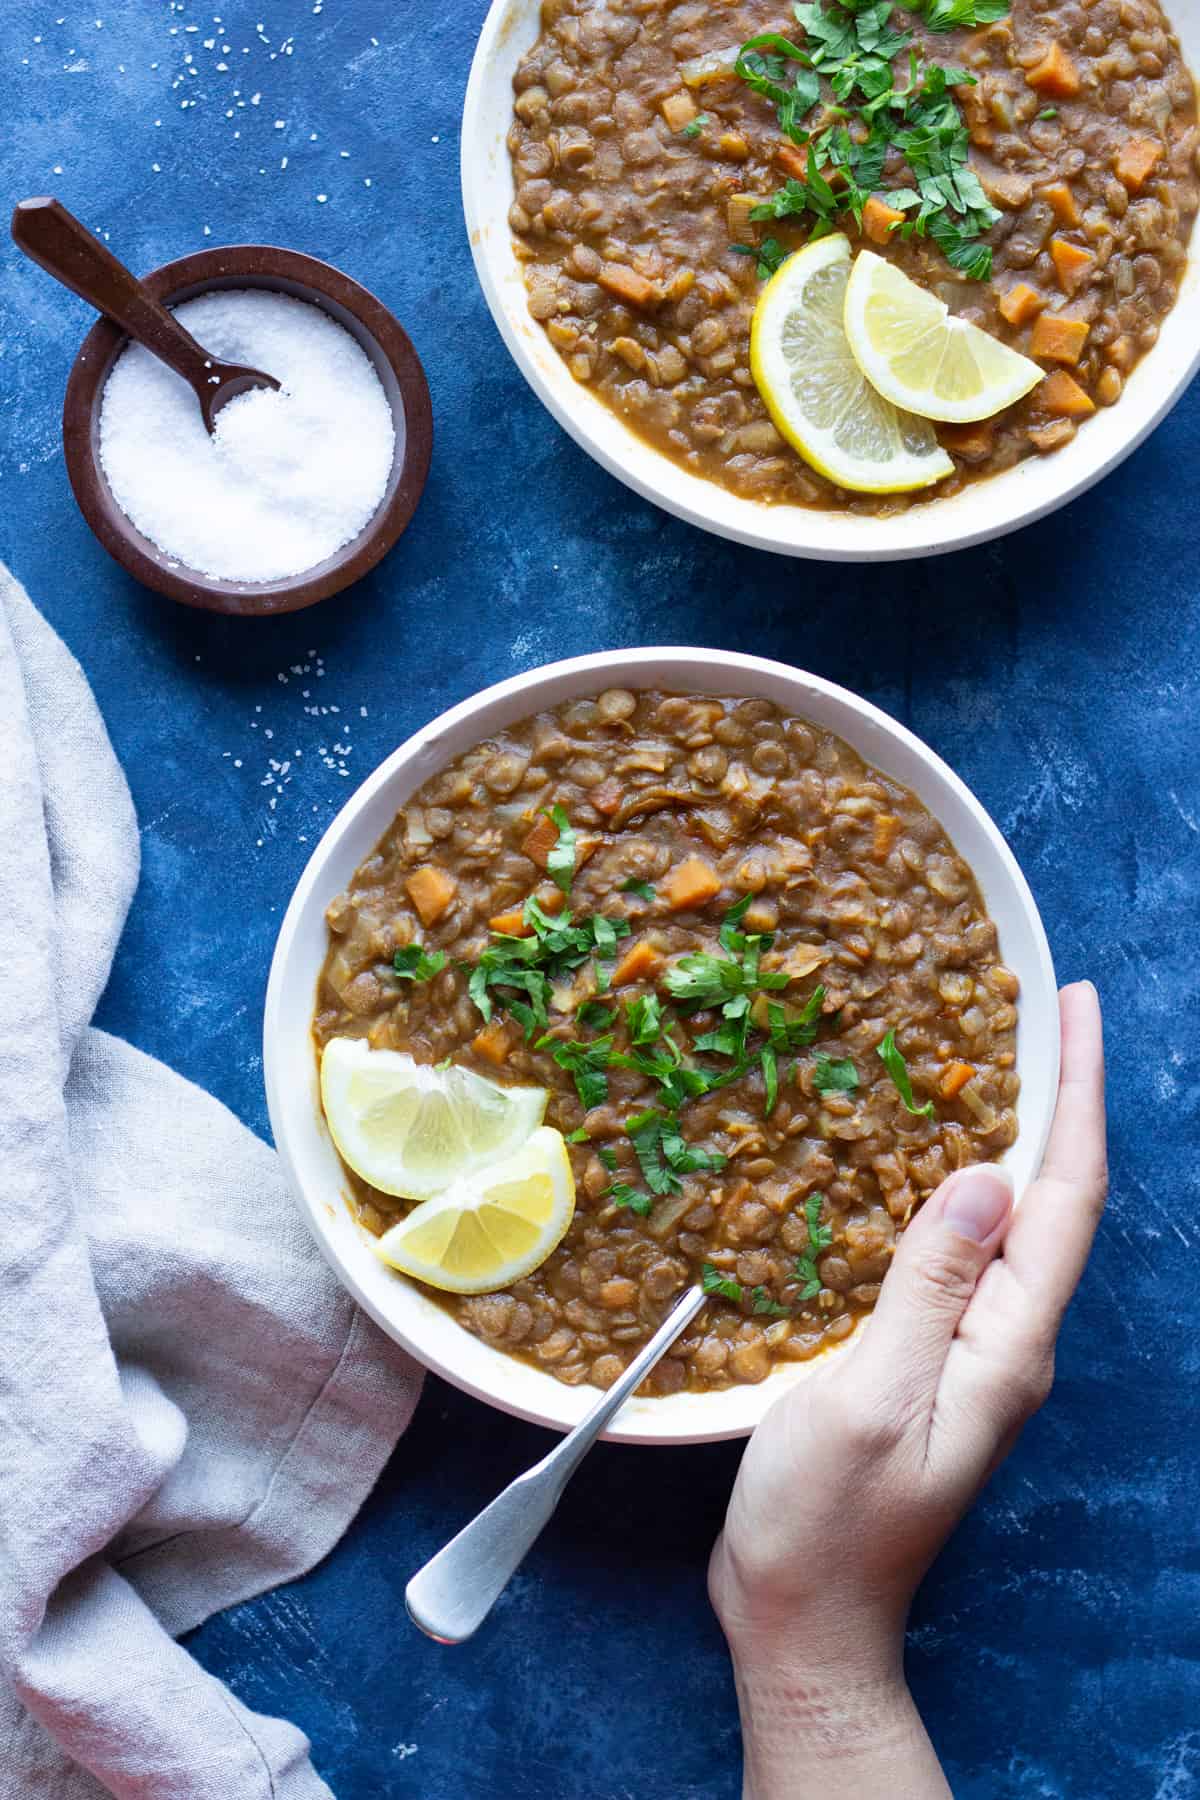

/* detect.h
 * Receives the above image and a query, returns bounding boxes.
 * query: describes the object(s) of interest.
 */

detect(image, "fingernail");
[942,1165,1013,1243]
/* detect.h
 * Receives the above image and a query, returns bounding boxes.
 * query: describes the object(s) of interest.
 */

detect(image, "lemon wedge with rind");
[843,251,1043,424]
[750,234,953,496]
[374,1127,575,1294]
[320,1039,547,1201]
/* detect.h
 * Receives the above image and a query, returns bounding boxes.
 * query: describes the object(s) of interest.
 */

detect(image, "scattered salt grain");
[98,289,394,583]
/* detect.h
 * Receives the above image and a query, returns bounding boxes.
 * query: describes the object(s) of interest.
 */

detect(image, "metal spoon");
[406,1282,708,1644]
[11,197,280,432]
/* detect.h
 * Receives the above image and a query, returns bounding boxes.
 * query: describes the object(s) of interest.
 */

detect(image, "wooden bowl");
[62,244,433,616]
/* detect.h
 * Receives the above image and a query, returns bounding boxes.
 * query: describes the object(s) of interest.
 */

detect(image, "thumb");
[853,1163,1014,1413]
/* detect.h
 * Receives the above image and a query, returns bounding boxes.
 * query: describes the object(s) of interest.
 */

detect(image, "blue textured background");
[3,2,1198,1794]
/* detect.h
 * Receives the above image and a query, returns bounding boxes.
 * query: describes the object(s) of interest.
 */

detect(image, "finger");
[1000,980,1107,1327]
[851,1162,1014,1420]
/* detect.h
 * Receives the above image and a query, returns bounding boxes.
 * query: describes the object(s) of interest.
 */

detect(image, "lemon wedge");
[320,1039,547,1201]
[749,234,953,496]
[374,1126,575,1294]
[843,251,1042,423]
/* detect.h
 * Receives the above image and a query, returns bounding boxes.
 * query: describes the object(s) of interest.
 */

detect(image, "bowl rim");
[460,0,1200,563]
[62,244,434,616]
[263,646,1061,1445]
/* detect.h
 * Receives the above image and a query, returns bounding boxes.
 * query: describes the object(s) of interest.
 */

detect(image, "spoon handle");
[405,1282,707,1644]
[11,197,216,392]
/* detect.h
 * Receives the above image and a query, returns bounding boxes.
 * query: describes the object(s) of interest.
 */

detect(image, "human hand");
[709,982,1106,1797]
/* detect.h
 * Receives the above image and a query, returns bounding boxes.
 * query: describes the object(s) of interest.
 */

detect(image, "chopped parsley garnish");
[794,1192,833,1299]
[734,0,1010,280]
[608,1180,654,1217]
[764,989,826,1052]
[625,991,664,1046]
[392,943,447,982]
[544,804,577,895]
[434,1055,453,1072]
[467,896,630,1037]
[577,1000,617,1030]
[812,1053,860,1093]
[702,1263,743,1304]
[732,236,790,279]
[538,1033,614,1111]
[761,1043,779,1115]
[752,1285,790,1317]
[1037,105,1058,119]
[597,1145,618,1172]
[876,1028,935,1117]
[626,1107,727,1195]
[681,112,709,138]
[665,896,789,1067]
[566,1126,591,1144]
[620,877,657,901]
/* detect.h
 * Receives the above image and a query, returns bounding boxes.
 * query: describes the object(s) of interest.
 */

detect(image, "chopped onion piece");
[960,1085,998,1131]
[680,43,743,86]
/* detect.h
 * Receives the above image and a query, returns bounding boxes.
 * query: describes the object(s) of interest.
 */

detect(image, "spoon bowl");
[59,244,433,615]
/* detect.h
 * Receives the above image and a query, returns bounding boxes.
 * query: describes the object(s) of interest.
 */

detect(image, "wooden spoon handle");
[12,196,215,396]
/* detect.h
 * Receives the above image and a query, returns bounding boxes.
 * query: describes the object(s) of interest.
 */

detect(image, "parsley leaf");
[761,1043,779,1115]
[681,112,709,138]
[812,1053,859,1093]
[392,944,447,982]
[537,1032,613,1111]
[566,1126,590,1144]
[794,1192,833,1299]
[608,1180,654,1217]
[620,877,657,902]
[626,1108,679,1195]
[764,988,826,1052]
[702,1263,743,1304]
[597,1145,618,1172]
[752,1285,789,1317]
[544,804,577,895]
[577,1000,617,1030]
[466,897,629,1034]
[1037,105,1058,119]
[625,992,664,1046]
[876,1028,935,1117]
[915,0,1010,29]
[734,32,821,140]
[732,236,791,279]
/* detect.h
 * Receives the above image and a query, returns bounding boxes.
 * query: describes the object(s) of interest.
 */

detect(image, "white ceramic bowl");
[461,0,1200,562]
[264,649,1059,1444]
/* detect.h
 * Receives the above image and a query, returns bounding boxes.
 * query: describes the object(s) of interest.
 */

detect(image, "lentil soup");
[314,689,1021,1396]
[506,0,1198,510]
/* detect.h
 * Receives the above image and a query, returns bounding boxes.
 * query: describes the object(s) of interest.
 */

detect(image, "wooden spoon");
[12,197,280,432]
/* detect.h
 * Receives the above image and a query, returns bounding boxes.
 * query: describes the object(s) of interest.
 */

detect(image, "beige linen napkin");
[0,564,423,1800]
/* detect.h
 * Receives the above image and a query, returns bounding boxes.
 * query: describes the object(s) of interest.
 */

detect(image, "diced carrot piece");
[662,856,722,911]
[590,777,623,818]
[1026,42,1080,98]
[775,143,810,182]
[472,1018,515,1066]
[521,811,560,869]
[488,887,565,937]
[941,1061,977,1099]
[872,813,901,859]
[1049,237,1096,296]
[1039,181,1080,227]
[939,421,996,462]
[405,865,456,927]
[659,90,697,132]
[997,282,1045,328]
[598,262,660,310]
[611,939,665,989]
[1029,312,1090,365]
[862,195,906,245]
[1114,136,1164,192]
[1038,370,1095,417]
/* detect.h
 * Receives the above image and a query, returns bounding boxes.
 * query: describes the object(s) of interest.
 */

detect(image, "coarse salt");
[98,288,394,583]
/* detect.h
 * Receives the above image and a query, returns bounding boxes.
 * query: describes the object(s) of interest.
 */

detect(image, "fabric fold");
[0,566,423,1800]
